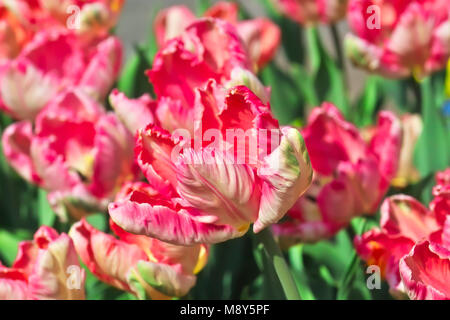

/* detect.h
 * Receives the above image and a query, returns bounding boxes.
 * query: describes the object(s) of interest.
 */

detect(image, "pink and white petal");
[136,125,179,196]
[176,148,260,230]
[302,103,366,176]
[109,89,156,134]
[109,196,244,246]
[28,233,86,300]
[1,121,40,184]
[127,261,196,299]
[380,195,440,242]
[345,34,410,78]
[237,18,281,70]
[154,5,196,47]
[156,96,195,135]
[0,60,58,120]
[35,88,103,128]
[255,127,313,233]
[400,241,450,300]
[89,113,136,199]
[69,219,146,293]
[0,268,29,300]
[110,220,206,275]
[78,36,122,101]
[29,137,79,192]
[385,3,433,76]
[12,241,38,276]
[368,111,402,182]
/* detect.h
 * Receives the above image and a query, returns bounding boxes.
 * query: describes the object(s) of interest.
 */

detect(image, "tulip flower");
[154,2,281,71]
[110,66,270,136]
[346,0,450,78]
[69,212,208,299]
[108,81,313,245]
[0,30,122,120]
[273,103,402,243]
[391,114,423,188]
[2,0,124,38]
[2,89,138,221]
[0,226,86,300]
[271,0,349,25]
[400,241,450,300]
[42,0,125,37]
[355,169,450,298]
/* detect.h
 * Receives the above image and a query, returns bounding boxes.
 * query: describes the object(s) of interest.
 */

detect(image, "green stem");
[289,245,315,300]
[255,229,302,300]
[330,24,345,71]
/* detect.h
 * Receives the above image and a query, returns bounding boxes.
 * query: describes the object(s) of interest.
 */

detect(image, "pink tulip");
[2,89,138,221]
[38,0,125,37]
[273,103,402,243]
[0,226,85,300]
[271,0,349,25]
[400,241,450,300]
[355,169,450,298]
[346,0,450,78]
[109,82,313,245]
[0,30,122,120]
[69,215,208,299]
[430,169,450,225]
[392,114,423,188]
[154,2,281,71]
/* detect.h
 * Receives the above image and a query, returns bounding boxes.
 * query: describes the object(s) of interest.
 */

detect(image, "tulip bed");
[0,0,449,301]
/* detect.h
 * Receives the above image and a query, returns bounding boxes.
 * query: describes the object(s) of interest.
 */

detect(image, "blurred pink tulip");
[0,30,122,120]
[154,2,281,70]
[0,226,85,300]
[355,169,450,298]
[271,0,349,25]
[346,0,450,78]
[70,216,208,299]
[391,114,423,188]
[2,89,138,221]
[273,103,402,244]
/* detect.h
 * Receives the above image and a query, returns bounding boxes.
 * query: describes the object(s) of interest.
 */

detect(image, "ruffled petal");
[69,219,147,293]
[380,195,440,242]
[109,182,244,245]
[255,127,313,233]
[400,241,450,300]
[28,233,86,300]
[109,89,156,134]
[1,121,40,184]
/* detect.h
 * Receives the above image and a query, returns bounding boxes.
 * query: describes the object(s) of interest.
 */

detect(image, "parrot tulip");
[69,213,208,299]
[346,0,450,78]
[0,226,85,300]
[273,103,402,243]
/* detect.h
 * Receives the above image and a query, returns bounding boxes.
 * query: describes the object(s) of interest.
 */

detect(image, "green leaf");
[306,27,350,116]
[288,245,315,300]
[0,229,31,265]
[260,62,306,124]
[354,76,380,126]
[195,0,212,16]
[414,77,450,201]
[86,213,108,232]
[117,45,153,99]
[37,189,56,227]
